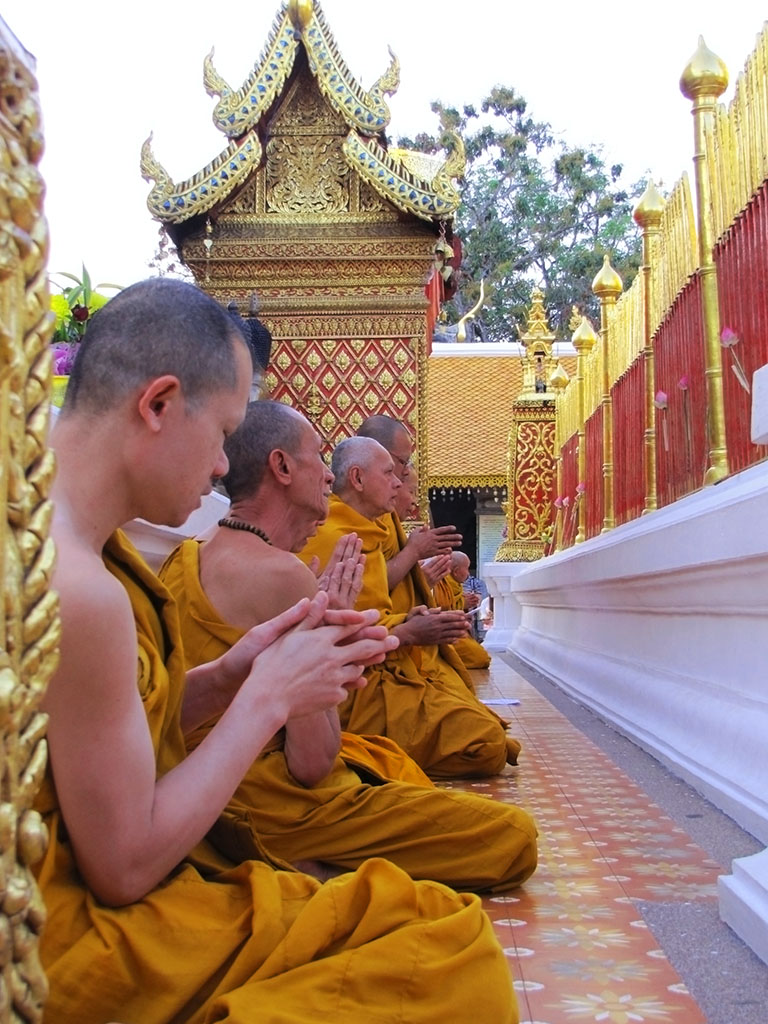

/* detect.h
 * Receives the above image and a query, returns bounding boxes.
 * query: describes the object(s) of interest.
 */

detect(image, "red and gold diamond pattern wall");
[263,335,419,450]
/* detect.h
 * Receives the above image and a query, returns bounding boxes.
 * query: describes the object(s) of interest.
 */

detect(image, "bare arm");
[386,525,463,590]
[192,543,347,786]
[45,549,395,906]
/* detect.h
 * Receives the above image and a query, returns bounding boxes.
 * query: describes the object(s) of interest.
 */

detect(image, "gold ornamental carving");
[1,19,60,1021]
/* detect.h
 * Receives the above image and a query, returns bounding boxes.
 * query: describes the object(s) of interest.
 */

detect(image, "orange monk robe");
[159,539,537,893]
[34,531,520,1023]
[433,574,492,669]
[298,497,512,778]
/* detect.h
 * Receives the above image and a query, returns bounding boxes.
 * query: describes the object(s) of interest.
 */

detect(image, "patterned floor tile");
[441,657,716,1023]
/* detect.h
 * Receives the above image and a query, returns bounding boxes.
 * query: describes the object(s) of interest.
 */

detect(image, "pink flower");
[576,482,586,494]
[654,390,668,410]
[678,375,689,390]
[720,327,739,348]
[562,496,570,507]
[554,496,563,509]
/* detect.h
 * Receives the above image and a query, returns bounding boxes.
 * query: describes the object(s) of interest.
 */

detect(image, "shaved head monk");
[160,400,537,892]
[39,277,520,1022]
[300,436,521,777]
[433,550,493,669]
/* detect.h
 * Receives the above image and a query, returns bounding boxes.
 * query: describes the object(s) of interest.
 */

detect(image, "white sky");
[6,0,767,288]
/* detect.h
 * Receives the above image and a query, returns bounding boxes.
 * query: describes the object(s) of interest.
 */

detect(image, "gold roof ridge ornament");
[457,278,486,342]
[143,0,459,227]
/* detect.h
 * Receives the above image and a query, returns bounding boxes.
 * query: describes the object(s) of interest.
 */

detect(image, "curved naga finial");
[203,47,234,103]
[370,46,400,101]
[457,278,486,342]
[342,126,463,222]
[140,133,173,204]
[431,130,466,207]
[141,131,263,223]
[207,12,300,137]
[304,4,397,133]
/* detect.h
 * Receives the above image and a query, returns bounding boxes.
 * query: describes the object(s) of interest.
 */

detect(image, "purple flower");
[576,482,586,494]
[554,496,564,509]
[52,343,77,374]
[720,327,739,348]
[678,375,689,390]
[654,390,668,410]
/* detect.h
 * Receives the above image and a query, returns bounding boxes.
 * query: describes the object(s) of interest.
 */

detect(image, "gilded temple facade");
[141,0,464,499]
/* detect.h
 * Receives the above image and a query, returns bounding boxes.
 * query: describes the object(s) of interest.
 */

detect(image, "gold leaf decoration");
[320,411,337,433]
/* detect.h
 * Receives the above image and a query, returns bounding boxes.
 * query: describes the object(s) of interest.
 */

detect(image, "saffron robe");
[34,531,519,1023]
[433,574,492,669]
[159,539,537,893]
[298,498,511,778]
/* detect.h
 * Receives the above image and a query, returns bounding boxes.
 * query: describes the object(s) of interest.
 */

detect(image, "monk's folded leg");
[40,857,518,1023]
[210,858,519,1024]
[221,771,537,893]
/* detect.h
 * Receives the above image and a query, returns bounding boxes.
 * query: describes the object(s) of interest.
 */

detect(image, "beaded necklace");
[217,518,272,545]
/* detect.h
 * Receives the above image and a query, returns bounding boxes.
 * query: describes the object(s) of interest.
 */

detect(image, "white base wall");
[484,459,768,965]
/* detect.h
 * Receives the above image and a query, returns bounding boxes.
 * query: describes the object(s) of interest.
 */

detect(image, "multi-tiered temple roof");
[141,0,464,231]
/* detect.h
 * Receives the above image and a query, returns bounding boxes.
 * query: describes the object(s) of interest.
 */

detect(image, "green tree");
[399,86,645,340]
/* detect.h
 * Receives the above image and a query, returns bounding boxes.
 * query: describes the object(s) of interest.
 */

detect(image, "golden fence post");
[633,181,666,514]
[680,37,730,484]
[592,255,623,533]
[550,364,569,552]
[571,317,598,542]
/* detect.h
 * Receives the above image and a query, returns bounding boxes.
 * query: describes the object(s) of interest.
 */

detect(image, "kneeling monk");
[38,278,520,1023]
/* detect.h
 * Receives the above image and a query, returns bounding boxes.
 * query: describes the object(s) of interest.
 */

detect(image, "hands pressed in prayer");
[315,533,366,610]
[420,552,452,587]
[394,605,471,647]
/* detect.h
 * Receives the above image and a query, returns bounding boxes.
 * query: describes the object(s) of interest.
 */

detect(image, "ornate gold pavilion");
[141,0,464,493]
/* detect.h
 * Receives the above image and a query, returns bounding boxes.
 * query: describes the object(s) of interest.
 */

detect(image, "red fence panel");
[585,406,603,539]
[716,181,768,473]
[653,274,708,506]
[612,358,646,524]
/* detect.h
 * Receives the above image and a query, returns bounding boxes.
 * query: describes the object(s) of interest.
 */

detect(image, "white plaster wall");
[485,456,768,966]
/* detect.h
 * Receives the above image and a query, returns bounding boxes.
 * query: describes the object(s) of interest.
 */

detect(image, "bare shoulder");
[48,525,138,710]
[201,537,317,627]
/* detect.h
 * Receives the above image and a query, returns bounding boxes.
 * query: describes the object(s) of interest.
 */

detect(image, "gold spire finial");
[633,180,666,229]
[288,0,314,31]
[680,36,728,100]
[571,315,598,353]
[550,363,569,390]
[592,254,623,299]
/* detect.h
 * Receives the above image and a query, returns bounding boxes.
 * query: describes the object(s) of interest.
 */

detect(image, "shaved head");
[62,277,249,415]
[331,436,387,491]
[357,415,411,452]
[222,400,308,501]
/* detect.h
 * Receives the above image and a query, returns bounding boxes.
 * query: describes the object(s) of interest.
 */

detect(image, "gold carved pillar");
[592,255,623,534]
[680,38,730,484]
[0,19,59,1021]
[496,290,558,561]
[633,181,666,514]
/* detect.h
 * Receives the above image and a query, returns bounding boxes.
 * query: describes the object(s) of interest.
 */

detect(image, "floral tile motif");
[441,658,715,1023]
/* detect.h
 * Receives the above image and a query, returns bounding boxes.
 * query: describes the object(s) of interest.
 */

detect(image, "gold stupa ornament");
[517,287,558,400]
